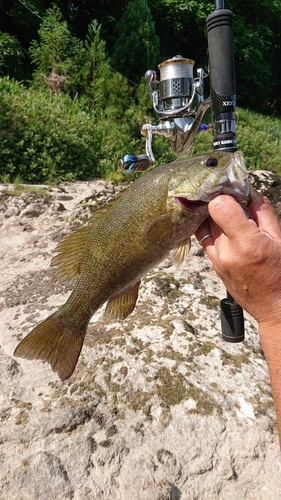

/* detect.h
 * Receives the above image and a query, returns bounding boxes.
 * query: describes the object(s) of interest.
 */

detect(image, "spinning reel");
[119,55,210,173]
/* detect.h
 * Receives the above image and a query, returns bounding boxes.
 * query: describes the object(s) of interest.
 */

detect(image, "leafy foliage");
[0,75,142,184]
[0,31,26,79]
[236,108,281,172]
[1,0,281,114]
[0,77,98,183]
[111,0,161,83]
[0,1,281,184]
[1,71,281,184]
[29,5,85,96]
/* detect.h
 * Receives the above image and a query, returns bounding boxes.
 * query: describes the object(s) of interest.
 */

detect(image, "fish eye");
[205,157,218,167]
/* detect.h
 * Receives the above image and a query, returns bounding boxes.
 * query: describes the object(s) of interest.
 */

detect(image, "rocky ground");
[0,171,281,500]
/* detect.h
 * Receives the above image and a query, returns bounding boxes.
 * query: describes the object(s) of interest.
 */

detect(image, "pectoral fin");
[170,238,191,269]
[144,211,180,244]
[105,281,141,320]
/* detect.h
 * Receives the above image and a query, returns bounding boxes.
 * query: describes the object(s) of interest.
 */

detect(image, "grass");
[2,183,51,199]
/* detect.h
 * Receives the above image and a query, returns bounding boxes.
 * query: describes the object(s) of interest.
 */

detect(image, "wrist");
[259,320,281,361]
[258,320,281,449]
[253,299,281,334]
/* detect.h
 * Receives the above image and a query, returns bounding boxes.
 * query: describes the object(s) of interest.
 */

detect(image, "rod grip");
[206,9,236,151]
[220,297,245,343]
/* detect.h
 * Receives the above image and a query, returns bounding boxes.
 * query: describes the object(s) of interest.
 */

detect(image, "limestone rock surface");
[0,173,281,500]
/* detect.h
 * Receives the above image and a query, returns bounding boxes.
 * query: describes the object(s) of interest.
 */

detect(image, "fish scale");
[14,151,250,380]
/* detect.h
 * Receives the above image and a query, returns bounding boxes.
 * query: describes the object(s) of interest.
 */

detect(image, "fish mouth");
[174,177,251,212]
[198,177,251,206]
[217,154,252,204]
[175,197,208,211]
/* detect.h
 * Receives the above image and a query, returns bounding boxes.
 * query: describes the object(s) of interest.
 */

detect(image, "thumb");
[208,195,250,240]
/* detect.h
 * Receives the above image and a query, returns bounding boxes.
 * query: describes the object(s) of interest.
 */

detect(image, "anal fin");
[105,281,141,320]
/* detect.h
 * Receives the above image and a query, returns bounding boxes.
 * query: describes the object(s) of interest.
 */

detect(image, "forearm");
[259,322,281,447]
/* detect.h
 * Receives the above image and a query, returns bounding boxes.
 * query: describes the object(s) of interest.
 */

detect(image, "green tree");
[111,0,161,83]
[28,6,131,107]
[1,0,281,116]
[79,20,113,103]
[29,5,85,94]
[227,0,281,114]
[149,0,213,64]
[0,31,26,78]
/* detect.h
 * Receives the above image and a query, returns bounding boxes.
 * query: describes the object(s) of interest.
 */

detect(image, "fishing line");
[16,0,139,88]
[145,0,150,69]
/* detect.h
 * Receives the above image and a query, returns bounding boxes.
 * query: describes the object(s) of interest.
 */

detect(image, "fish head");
[167,150,251,212]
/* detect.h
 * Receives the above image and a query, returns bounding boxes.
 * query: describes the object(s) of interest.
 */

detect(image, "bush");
[0,77,142,183]
[0,78,102,183]
[1,74,281,184]
[236,108,281,172]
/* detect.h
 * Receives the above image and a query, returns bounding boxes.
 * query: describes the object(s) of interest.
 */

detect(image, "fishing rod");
[120,0,245,343]
[18,0,245,341]
[207,0,245,343]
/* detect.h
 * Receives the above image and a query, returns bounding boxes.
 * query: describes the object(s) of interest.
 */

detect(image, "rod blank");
[215,0,224,9]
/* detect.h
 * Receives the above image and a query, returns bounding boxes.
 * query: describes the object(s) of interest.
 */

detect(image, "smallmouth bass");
[14,151,250,380]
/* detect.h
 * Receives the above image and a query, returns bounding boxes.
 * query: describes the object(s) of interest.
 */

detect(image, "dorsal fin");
[105,281,141,320]
[170,238,191,269]
[51,191,127,280]
[51,226,90,279]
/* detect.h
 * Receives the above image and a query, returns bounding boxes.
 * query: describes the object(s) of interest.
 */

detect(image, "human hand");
[196,188,281,447]
[195,188,281,327]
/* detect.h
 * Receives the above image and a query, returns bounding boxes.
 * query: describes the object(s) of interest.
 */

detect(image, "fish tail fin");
[14,314,86,381]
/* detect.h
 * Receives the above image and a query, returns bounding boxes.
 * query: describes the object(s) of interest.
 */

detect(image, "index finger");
[247,189,281,240]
